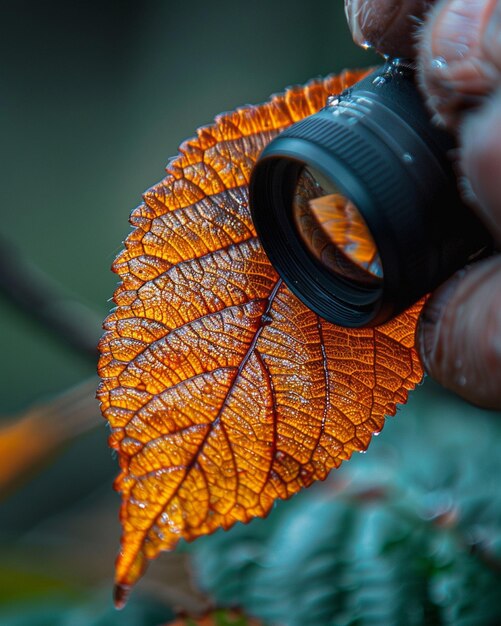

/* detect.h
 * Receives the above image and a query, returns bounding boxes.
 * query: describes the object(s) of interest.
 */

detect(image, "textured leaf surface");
[194,384,501,626]
[97,68,424,599]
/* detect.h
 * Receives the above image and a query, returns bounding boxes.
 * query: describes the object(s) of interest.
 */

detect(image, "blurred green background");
[0,2,499,625]
[0,0,376,411]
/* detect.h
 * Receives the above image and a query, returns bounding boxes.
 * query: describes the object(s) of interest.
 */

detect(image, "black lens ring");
[252,151,391,327]
[249,62,492,328]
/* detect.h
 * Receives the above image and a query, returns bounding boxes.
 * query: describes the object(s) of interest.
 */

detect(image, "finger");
[345,0,435,57]
[460,86,501,243]
[482,0,501,72]
[418,256,501,409]
[418,0,501,129]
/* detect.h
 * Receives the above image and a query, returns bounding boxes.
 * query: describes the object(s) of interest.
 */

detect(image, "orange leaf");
[0,378,99,497]
[97,68,424,604]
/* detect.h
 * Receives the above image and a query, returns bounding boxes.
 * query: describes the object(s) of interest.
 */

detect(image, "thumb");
[418,256,501,409]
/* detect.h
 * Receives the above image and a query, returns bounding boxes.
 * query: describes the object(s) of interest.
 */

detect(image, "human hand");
[345,0,501,409]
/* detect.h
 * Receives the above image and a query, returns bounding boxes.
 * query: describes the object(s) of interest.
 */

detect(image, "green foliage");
[193,382,501,626]
[0,560,172,626]
[0,592,173,626]
[183,610,256,626]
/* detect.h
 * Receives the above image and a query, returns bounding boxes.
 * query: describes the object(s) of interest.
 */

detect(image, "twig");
[0,376,101,497]
[0,233,102,361]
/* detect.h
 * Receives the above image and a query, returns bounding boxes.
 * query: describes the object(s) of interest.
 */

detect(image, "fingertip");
[418,258,501,410]
[346,0,434,58]
[482,0,501,73]
[460,88,501,243]
[418,0,500,131]
[417,268,465,376]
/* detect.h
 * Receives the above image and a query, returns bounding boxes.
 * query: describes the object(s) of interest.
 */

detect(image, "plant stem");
[0,234,101,362]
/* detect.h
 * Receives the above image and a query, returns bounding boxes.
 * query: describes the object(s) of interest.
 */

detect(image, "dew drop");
[261,313,273,326]
[457,374,467,387]
[121,475,134,488]
[372,76,386,87]
[326,95,339,107]
[402,153,414,164]
[431,56,448,71]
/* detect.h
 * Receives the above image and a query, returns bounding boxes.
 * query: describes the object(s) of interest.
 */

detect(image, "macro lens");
[249,60,491,328]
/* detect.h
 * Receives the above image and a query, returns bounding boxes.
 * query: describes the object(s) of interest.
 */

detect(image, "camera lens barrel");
[249,60,491,327]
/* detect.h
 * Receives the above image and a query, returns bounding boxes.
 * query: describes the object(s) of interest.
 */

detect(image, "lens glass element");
[292,167,383,286]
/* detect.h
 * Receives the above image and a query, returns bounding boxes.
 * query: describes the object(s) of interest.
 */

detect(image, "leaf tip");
[113,583,131,610]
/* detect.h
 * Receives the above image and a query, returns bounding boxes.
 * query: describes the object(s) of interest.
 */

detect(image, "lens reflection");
[293,167,383,286]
